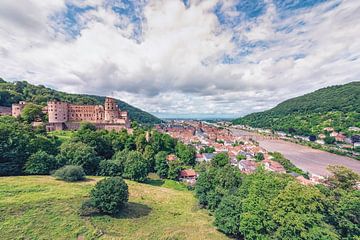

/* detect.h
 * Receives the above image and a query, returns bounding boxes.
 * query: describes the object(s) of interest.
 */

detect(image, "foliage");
[123,151,149,182]
[200,146,215,154]
[233,82,360,136]
[211,152,230,168]
[214,195,242,237]
[175,142,196,166]
[324,136,336,144]
[21,103,45,123]
[23,151,57,175]
[0,117,38,175]
[254,152,264,162]
[236,154,246,161]
[89,177,129,215]
[57,141,100,174]
[0,79,161,124]
[326,165,360,190]
[154,151,169,178]
[167,160,183,180]
[53,165,85,182]
[98,160,123,177]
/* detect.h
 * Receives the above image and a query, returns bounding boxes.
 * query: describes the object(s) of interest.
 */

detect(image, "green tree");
[175,142,196,166]
[270,182,339,240]
[236,154,246,161]
[254,152,264,162]
[123,151,148,182]
[211,153,230,168]
[167,160,182,180]
[154,151,169,178]
[143,145,156,171]
[326,165,360,190]
[98,160,123,176]
[24,151,57,175]
[0,116,36,175]
[214,195,242,237]
[58,141,100,174]
[135,133,147,153]
[89,177,129,215]
[324,136,336,144]
[21,103,44,123]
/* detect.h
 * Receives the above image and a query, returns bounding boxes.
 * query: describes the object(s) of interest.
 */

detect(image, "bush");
[123,151,149,182]
[53,165,85,182]
[24,150,57,175]
[89,177,129,214]
[98,160,123,176]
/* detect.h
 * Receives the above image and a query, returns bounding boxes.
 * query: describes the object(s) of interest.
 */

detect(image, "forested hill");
[0,78,161,124]
[233,82,360,135]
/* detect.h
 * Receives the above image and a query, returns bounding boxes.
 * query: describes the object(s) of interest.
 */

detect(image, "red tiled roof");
[180,169,197,177]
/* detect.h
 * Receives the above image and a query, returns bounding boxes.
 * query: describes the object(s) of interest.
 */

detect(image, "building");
[11,101,27,117]
[179,169,197,184]
[238,160,258,174]
[0,106,12,116]
[262,159,286,173]
[46,97,131,131]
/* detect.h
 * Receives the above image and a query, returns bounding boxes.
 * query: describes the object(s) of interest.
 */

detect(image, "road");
[231,129,360,176]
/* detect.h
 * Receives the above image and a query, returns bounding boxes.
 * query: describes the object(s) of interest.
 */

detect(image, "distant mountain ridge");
[0,78,161,124]
[233,82,360,135]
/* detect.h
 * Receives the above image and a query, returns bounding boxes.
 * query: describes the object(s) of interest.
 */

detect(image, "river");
[231,128,360,176]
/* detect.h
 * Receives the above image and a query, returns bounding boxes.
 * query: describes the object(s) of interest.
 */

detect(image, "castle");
[0,97,131,131]
[46,97,131,131]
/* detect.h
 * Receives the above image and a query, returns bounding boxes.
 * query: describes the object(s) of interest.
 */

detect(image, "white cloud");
[0,0,359,118]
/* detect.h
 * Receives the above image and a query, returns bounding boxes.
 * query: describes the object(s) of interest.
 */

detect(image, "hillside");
[0,176,228,240]
[0,78,161,124]
[233,82,360,135]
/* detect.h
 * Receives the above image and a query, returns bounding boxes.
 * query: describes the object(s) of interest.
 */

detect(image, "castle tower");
[48,101,68,123]
[104,97,120,121]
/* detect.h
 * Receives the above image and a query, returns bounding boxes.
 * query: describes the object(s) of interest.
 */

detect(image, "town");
[156,120,323,186]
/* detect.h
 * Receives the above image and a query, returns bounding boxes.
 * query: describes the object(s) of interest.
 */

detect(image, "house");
[262,159,286,173]
[166,154,177,162]
[349,127,360,132]
[323,127,334,132]
[179,169,197,184]
[195,153,204,162]
[335,133,346,142]
[238,160,258,174]
[318,134,326,139]
[203,153,215,162]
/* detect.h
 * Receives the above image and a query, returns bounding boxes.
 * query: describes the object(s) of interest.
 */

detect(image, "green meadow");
[0,176,229,240]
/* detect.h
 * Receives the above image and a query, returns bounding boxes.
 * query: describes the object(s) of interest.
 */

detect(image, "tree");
[123,151,148,182]
[57,141,100,174]
[326,165,360,190]
[98,160,123,176]
[254,152,264,162]
[167,160,182,180]
[327,190,360,239]
[143,145,156,171]
[200,146,215,154]
[175,142,196,166]
[154,151,169,178]
[270,182,339,240]
[21,103,44,123]
[0,117,37,176]
[236,154,246,161]
[79,122,97,131]
[53,165,85,182]
[211,153,229,168]
[89,177,129,215]
[324,136,336,144]
[73,129,114,159]
[24,151,57,175]
[135,133,147,153]
[214,195,242,237]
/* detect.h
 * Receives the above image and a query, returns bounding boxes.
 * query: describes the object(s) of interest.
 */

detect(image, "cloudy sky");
[0,0,359,118]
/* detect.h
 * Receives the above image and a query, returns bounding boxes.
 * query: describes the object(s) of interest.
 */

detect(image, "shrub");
[98,160,123,176]
[24,150,57,175]
[53,165,85,182]
[89,177,129,214]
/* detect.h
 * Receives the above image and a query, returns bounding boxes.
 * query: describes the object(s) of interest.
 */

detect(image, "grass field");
[0,176,229,240]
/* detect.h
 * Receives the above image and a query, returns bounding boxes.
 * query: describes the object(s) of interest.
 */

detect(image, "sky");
[0,0,359,119]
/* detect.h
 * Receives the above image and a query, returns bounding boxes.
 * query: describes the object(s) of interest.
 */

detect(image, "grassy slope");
[0,176,228,240]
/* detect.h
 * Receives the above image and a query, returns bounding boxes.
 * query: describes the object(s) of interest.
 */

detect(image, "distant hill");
[0,78,162,125]
[233,82,360,135]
